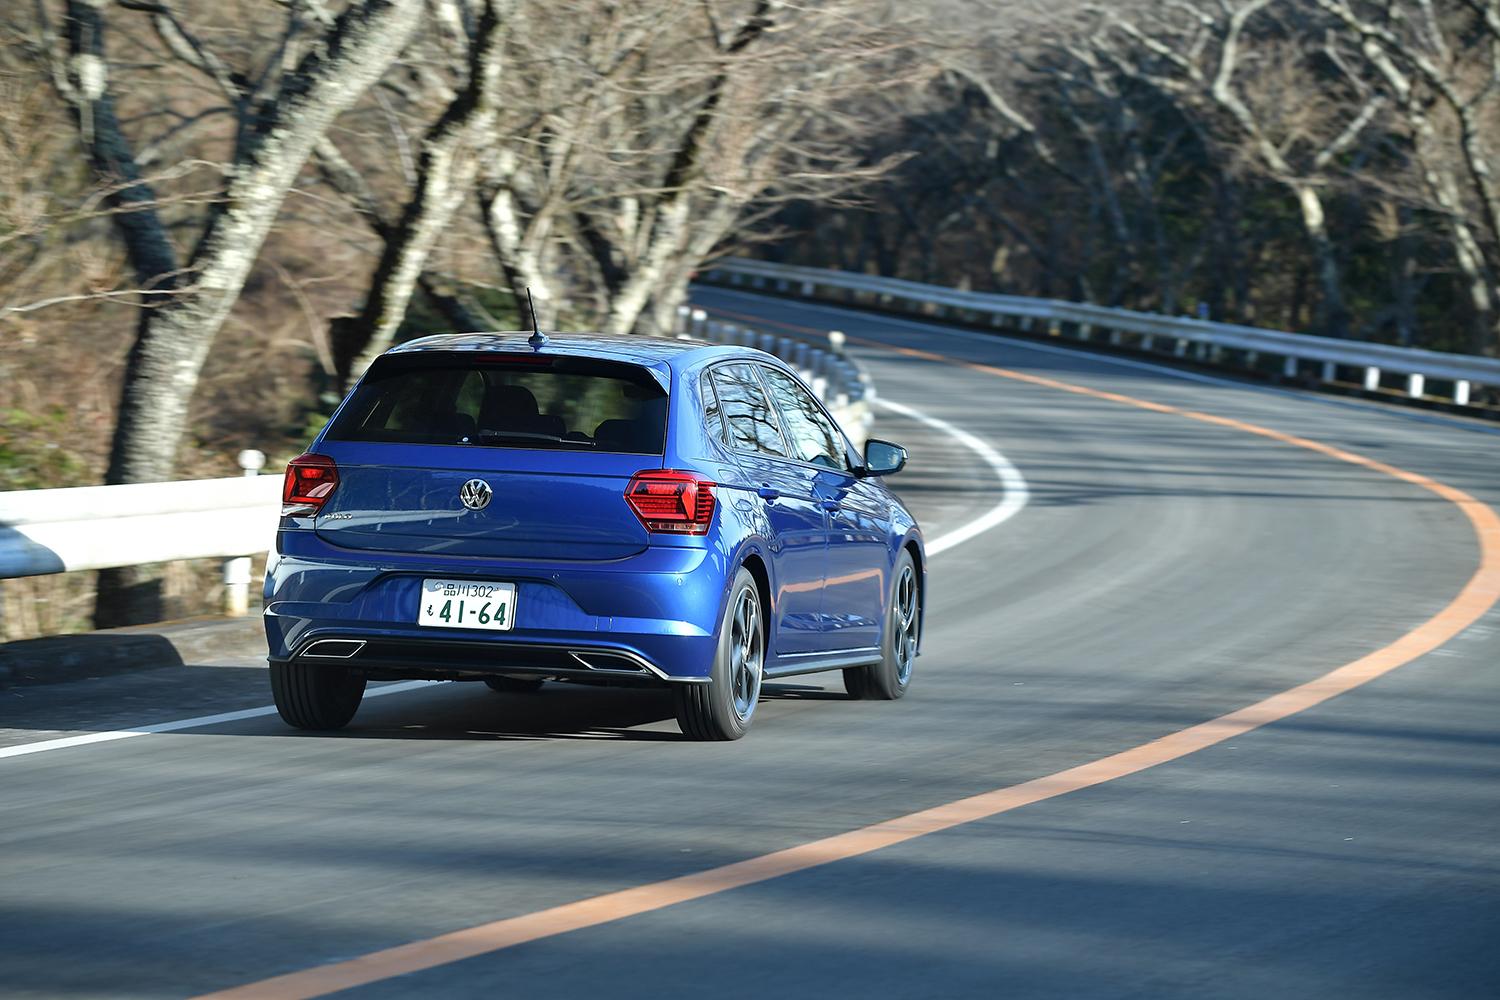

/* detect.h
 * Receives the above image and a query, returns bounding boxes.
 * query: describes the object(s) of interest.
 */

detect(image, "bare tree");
[329,0,511,384]
[43,0,423,624]
[1099,0,1389,337]
[1316,0,1500,355]
[472,0,912,337]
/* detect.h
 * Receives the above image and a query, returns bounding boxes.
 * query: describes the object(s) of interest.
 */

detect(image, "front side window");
[326,356,668,454]
[711,363,787,456]
[758,365,848,470]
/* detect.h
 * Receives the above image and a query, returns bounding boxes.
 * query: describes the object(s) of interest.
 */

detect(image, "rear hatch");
[311,352,669,561]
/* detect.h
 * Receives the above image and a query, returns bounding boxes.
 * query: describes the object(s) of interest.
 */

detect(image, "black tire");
[674,567,764,741]
[270,661,367,730]
[483,675,546,693]
[844,550,920,701]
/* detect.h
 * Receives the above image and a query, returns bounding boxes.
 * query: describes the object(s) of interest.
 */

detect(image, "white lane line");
[1,389,1029,763]
[874,397,1029,556]
[0,681,437,760]
[704,286,1500,439]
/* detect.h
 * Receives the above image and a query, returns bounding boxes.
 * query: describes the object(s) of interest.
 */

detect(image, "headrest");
[483,384,540,419]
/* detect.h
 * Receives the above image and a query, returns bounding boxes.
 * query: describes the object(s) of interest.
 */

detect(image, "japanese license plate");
[418,578,516,631]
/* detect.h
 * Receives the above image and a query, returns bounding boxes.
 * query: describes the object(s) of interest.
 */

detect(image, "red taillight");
[625,470,715,535]
[282,453,339,516]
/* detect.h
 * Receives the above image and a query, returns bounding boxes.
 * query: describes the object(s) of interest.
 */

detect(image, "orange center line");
[197,311,1500,1000]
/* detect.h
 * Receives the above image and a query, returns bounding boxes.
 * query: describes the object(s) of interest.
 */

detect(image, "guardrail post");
[220,449,268,616]
[1407,373,1425,398]
[1107,329,1122,347]
[1456,380,1472,406]
[1283,356,1298,378]
[1174,339,1188,358]
[1363,366,1381,391]
[691,307,708,338]
[237,449,266,477]
[828,330,846,355]
[223,556,252,617]
[1321,362,1336,382]
[801,281,814,297]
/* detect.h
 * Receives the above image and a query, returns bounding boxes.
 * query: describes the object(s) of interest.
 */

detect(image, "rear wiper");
[472,431,595,447]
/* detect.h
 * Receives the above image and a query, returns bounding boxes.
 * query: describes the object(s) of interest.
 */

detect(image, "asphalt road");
[2,289,1498,998]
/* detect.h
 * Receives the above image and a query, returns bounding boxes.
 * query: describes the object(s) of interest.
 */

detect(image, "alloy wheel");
[893,564,919,686]
[730,586,763,722]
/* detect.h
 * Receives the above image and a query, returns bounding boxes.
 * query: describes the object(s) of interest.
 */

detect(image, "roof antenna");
[525,287,548,351]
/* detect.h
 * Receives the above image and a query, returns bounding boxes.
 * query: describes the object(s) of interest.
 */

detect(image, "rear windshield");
[326,355,668,454]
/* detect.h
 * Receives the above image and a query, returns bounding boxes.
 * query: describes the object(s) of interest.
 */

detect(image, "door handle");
[757,485,781,503]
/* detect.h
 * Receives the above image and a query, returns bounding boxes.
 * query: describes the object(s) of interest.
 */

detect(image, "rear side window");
[326,356,668,454]
[712,363,787,456]
[700,370,727,444]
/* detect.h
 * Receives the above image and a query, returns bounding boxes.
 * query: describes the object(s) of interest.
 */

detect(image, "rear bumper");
[271,634,706,685]
[264,529,726,682]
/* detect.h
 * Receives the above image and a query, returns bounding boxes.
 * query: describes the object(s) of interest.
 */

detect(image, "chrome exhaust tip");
[569,650,651,675]
[302,639,366,659]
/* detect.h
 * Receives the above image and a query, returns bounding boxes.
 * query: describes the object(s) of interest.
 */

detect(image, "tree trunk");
[1292,184,1349,338]
[1390,210,1418,348]
[641,197,744,336]
[314,138,485,345]
[481,164,558,328]
[603,199,693,335]
[94,0,423,626]
[61,1,189,625]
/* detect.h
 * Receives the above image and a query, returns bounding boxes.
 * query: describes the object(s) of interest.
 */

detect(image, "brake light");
[282,453,339,516]
[625,470,715,534]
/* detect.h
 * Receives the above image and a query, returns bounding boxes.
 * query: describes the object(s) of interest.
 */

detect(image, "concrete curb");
[0,616,267,688]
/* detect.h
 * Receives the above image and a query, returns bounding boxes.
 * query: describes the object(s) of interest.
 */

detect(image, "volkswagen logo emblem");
[459,479,492,511]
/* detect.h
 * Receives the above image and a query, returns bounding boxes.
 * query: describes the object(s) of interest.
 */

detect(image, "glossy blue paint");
[264,332,923,685]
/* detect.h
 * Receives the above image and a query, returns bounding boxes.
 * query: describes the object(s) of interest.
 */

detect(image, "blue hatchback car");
[265,332,924,740]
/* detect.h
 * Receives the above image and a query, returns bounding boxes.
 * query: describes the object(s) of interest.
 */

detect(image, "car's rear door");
[708,362,829,656]
[757,363,888,652]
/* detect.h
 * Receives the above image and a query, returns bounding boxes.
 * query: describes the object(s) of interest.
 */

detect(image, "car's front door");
[756,365,888,652]
[709,363,828,656]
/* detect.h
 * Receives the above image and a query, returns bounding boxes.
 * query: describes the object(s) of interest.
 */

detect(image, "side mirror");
[860,438,907,477]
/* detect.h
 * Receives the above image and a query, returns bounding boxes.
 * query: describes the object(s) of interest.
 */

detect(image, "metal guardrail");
[706,258,1500,407]
[1,326,876,618]
[0,457,279,616]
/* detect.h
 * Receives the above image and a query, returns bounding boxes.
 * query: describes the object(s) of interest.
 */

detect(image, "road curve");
[1,289,1497,999]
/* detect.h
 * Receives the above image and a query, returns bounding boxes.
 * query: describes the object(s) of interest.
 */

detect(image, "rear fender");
[724,534,776,650]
